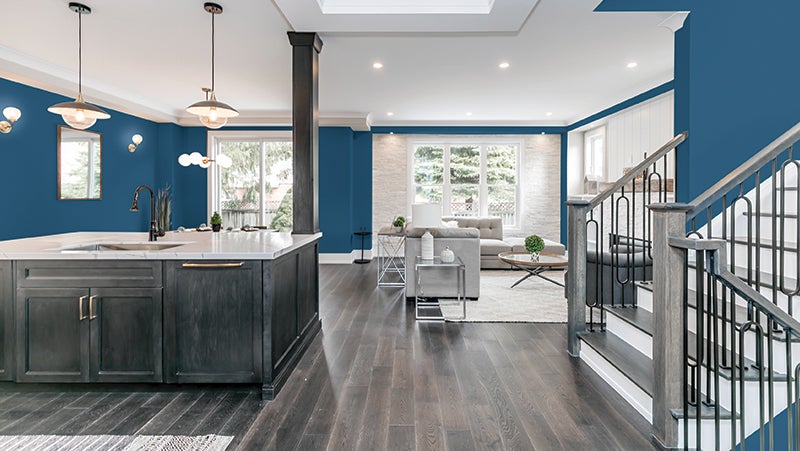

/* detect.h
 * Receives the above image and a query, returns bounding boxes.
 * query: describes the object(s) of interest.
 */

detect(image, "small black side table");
[353,231,371,264]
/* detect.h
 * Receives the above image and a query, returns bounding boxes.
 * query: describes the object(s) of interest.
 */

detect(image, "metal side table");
[377,227,406,287]
[415,255,466,321]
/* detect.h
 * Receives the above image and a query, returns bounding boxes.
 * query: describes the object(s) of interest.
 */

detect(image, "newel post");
[566,199,590,357]
[649,203,691,448]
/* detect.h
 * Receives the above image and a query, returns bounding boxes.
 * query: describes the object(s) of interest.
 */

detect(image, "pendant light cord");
[211,11,215,92]
[78,8,83,96]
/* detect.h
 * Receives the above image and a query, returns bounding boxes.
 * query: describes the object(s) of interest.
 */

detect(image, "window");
[208,132,293,230]
[584,127,606,181]
[410,142,520,226]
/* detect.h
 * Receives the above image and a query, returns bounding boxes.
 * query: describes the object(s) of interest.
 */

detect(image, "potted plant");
[392,216,406,233]
[525,234,545,261]
[210,211,222,232]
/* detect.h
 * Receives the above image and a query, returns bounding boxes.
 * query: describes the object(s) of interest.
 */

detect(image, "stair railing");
[668,237,800,451]
[650,121,800,449]
[566,132,686,355]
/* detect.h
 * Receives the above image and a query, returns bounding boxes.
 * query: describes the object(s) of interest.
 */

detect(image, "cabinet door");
[89,288,163,382]
[16,288,89,382]
[0,262,12,381]
[164,261,262,383]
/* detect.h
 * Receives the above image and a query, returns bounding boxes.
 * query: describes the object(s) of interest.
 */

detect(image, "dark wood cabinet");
[0,261,13,381]
[15,261,163,383]
[16,288,89,382]
[164,261,262,383]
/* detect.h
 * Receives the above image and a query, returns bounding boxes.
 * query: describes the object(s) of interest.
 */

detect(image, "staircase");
[566,124,800,450]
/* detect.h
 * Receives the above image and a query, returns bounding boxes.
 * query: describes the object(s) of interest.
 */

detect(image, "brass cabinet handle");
[78,296,88,321]
[88,295,98,320]
[181,262,244,268]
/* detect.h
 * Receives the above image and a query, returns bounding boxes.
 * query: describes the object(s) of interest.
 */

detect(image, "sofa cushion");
[505,236,566,256]
[480,238,513,256]
[406,227,480,238]
[442,216,503,240]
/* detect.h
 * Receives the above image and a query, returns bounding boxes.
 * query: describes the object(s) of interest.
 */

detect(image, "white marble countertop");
[0,230,322,260]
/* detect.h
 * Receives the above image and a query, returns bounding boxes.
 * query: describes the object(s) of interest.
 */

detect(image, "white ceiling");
[0,0,675,128]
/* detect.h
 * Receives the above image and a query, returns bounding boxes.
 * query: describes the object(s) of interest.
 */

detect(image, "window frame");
[207,130,293,223]
[584,126,606,181]
[407,139,522,228]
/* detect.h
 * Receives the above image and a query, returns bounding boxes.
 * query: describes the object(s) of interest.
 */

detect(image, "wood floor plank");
[325,385,368,451]
[0,263,656,451]
[386,425,416,451]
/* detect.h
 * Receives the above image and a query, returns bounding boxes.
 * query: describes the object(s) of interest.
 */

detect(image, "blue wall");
[0,77,159,239]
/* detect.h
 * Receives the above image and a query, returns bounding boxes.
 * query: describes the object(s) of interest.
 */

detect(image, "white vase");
[421,230,434,260]
[440,246,454,263]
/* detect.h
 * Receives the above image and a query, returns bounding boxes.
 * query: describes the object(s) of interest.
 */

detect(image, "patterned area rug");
[439,269,567,323]
[0,434,233,450]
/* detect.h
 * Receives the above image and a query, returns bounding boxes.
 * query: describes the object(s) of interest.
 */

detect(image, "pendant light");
[48,2,110,130]
[186,2,238,129]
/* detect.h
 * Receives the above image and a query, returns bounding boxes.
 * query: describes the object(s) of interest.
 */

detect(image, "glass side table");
[414,255,466,321]
[377,228,406,287]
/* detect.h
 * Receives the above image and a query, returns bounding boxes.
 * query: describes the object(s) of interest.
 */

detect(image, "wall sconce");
[128,134,143,152]
[178,151,232,169]
[0,107,22,134]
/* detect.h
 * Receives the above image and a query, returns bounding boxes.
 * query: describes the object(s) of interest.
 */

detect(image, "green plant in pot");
[525,234,545,261]
[210,211,222,232]
[392,215,406,232]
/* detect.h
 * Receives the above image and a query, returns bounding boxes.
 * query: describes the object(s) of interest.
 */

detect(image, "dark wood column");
[288,32,323,234]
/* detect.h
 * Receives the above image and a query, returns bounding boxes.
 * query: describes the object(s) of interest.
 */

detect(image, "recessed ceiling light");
[466,112,473,116]
[626,62,638,69]
[498,62,510,69]
[387,112,394,116]
[373,62,384,69]
[545,112,553,117]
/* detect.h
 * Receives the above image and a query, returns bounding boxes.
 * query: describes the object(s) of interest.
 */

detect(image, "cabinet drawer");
[17,261,162,288]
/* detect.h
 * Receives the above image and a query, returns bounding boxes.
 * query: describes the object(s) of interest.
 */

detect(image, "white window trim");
[407,139,522,228]
[206,130,293,221]
[584,126,606,181]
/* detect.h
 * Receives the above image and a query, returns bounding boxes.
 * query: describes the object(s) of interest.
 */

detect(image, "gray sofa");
[441,217,565,269]
[405,227,480,300]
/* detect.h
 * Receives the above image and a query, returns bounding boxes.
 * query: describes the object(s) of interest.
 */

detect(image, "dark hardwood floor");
[0,263,655,450]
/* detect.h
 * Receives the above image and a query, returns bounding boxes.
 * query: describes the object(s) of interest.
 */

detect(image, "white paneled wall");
[605,92,674,181]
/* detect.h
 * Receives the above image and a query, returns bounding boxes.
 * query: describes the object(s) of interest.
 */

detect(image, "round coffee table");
[497,251,568,288]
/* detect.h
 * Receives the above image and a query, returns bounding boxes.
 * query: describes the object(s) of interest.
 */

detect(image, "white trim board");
[319,249,374,264]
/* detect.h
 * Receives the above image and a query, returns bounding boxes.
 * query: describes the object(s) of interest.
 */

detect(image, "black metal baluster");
[696,249,705,449]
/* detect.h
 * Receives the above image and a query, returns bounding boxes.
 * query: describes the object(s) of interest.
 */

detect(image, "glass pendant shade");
[186,93,238,130]
[48,94,110,130]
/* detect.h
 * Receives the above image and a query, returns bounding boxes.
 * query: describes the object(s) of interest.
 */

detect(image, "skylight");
[317,0,495,15]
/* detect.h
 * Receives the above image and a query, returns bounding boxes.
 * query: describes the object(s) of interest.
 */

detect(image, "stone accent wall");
[372,134,562,245]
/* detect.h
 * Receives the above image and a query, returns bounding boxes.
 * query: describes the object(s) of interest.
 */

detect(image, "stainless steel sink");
[59,242,185,252]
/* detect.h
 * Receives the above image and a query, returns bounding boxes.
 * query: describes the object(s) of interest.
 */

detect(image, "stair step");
[688,261,799,296]
[634,280,653,292]
[578,330,653,396]
[671,403,736,420]
[745,211,798,219]
[727,236,798,252]
[606,306,653,335]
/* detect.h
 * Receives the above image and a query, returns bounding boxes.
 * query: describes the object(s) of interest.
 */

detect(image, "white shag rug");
[439,269,567,323]
[0,434,233,451]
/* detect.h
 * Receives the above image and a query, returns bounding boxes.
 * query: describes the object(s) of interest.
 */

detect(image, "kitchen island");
[0,230,321,400]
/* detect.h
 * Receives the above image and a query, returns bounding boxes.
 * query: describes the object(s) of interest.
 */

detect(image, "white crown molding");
[658,12,689,32]
[368,119,568,128]
[0,45,178,123]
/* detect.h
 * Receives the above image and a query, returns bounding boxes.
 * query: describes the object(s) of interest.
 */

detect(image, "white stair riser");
[750,215,797,241]
[685,304,800,372]
[686,270,800,320]
[605,313,652,358]
[678,418,733,451]
[730,241,799,276]
[636,287,653,313]
[578,339,653,423]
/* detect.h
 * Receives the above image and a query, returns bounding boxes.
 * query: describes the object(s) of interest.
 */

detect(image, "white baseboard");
[319,249,374,264]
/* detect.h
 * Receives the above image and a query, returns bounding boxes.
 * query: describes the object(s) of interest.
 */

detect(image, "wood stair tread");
[578,330,653,396]
[671,403,736,420]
